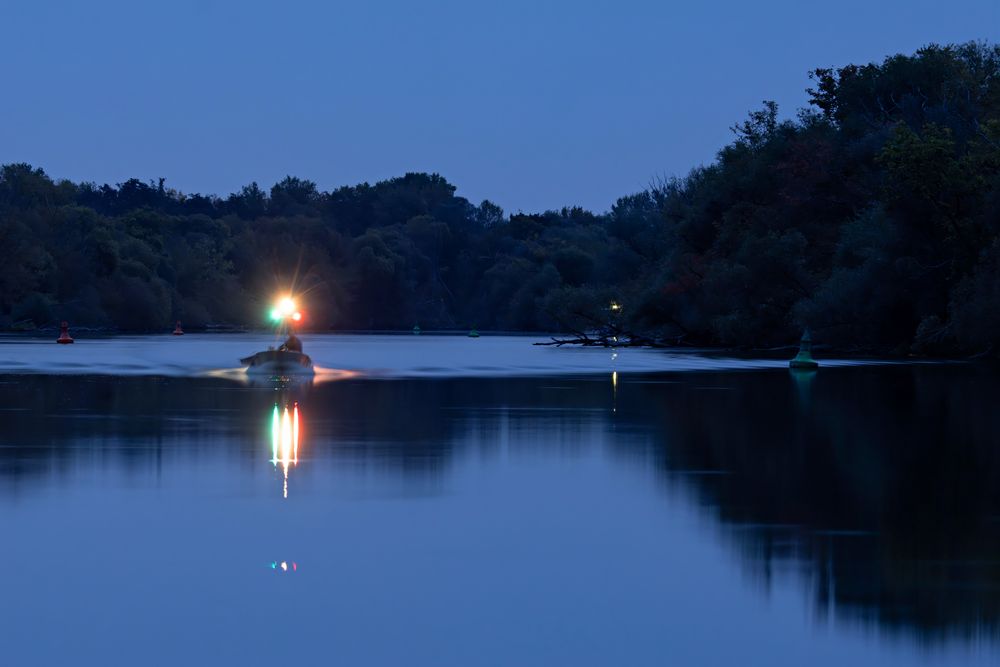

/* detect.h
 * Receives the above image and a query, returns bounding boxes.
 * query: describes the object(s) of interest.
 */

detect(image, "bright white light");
[279,297,295,315]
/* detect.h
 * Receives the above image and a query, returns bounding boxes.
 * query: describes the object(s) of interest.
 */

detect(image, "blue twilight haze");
[1,0,997,212]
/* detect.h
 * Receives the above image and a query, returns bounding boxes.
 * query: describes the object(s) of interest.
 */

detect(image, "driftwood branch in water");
[534,332,679,348]
[534,310,686,348]
[535,326,684,347]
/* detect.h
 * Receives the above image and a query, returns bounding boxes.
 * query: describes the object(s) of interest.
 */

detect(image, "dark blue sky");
[2,0,997,212]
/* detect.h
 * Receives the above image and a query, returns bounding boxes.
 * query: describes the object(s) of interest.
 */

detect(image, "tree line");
[1,41,999,354]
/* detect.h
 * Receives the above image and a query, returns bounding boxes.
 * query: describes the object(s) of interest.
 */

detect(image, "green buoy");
[412,324,421,335]
[468,328,480,338]
[789,329,818,369]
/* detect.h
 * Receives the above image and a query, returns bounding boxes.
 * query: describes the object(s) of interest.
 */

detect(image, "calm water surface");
[0,337,997,666]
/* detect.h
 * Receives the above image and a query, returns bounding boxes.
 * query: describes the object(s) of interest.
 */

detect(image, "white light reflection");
[612,370,618,413]
[611,349,619,414]
[270,402,300,498]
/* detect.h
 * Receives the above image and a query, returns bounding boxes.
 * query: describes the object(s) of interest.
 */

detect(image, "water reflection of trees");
[0,375,607,482]
[2,367,999,641]
[617,365,1000,643]
[0,376,452,480]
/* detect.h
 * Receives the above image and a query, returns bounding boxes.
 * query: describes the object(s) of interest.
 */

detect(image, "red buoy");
[172,320,184,336]
[57,321,74,344]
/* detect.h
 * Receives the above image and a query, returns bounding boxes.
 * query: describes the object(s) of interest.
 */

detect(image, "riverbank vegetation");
[1,42,999,354]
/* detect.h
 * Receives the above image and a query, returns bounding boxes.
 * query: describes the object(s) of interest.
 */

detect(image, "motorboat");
[242,295,315,376]
[241,348,315,376]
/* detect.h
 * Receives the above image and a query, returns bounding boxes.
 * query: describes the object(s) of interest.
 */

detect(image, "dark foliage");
[2,42,999,353]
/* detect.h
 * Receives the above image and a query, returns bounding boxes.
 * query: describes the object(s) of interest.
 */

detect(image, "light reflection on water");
[0,365,998,666]
[204,366,358,386]
[271,402,300,498]
[270,560,298,573]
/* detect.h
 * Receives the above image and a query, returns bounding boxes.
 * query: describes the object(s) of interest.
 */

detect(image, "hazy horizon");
[2,0,998,213]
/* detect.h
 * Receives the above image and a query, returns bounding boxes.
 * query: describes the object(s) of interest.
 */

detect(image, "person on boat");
[280,332,303,353]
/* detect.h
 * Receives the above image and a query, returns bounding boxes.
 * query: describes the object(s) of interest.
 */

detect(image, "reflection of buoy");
[57,321,74,344]
[412,324,421,335]
[789,329,818,369]
[172,320,184,335]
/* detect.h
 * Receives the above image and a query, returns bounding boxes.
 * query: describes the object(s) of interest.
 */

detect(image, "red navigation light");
[291,311,302,322]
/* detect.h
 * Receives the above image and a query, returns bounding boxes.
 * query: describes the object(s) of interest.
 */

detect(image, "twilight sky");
[2,0,998,213]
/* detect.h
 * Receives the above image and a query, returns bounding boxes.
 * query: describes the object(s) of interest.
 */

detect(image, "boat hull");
[240,350,315,375]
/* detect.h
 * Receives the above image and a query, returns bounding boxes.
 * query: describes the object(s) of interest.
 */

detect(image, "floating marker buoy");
[789,329,818,369]
[412,324,421,335]
[468,328,480,338]
[173,320,184,335]
[56,321,74,344]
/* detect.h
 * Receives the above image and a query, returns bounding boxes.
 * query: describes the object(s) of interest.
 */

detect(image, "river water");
[0,335,996,666]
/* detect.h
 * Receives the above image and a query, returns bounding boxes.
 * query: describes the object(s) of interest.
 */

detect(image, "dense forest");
[2,42,999,354]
